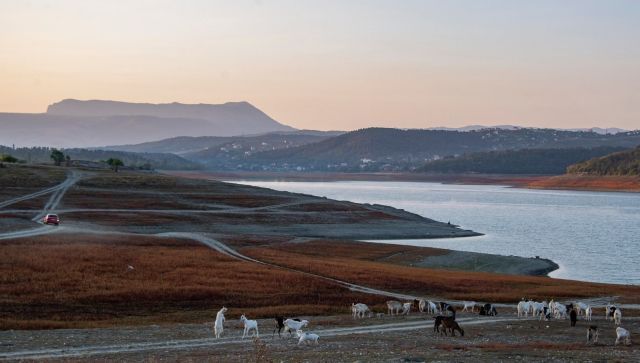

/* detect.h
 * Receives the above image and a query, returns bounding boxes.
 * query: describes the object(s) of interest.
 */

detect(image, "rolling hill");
[233,128,640,172]
[567,146,640,176]
[417,147,627,175]
[104,130,343,155]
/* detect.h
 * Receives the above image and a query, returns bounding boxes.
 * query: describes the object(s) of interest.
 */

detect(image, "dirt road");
[0,317,517,360]
[0,170,79,240]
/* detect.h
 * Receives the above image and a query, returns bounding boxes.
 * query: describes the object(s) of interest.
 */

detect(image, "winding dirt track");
[159,232,421,301]
[30,170,81,222]
[0,185,62,209]
[0,171,79,240]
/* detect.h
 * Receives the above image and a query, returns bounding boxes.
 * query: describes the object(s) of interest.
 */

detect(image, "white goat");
[401,302,412,315]
[584,306,593,321]
[351,303,371,318]
[553,303,567,319]
[531,302,546,317]
[214,307,227,339]
[240,314,259,339]
[605,304,616,320]
[615,327,631,346]
[284,318,309,335]
[614,309,622,325]
[418,299,426,313]
[462,301,476,313]
[517,300,531,317]
[574,302,588,316]
[427,301,438,314]
[386,300,403,316]
[297,330,319,345]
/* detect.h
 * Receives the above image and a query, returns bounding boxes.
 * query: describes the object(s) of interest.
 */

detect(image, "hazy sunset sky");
[1,0,639,130]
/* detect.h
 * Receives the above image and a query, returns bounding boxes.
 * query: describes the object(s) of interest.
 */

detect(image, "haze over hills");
[225,128,640,172]
[0,99,295,148]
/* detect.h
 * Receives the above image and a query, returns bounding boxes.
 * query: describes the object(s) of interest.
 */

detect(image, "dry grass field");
[0,233,378,330]
[241,240,640,303]
[528,174,640,192]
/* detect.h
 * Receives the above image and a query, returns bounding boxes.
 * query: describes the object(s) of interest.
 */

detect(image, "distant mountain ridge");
[229,127,640,172]
[47,99,291,130]
[428,125,628,135]
[0,99,295,148]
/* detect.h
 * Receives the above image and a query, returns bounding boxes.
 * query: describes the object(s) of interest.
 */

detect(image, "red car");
[43,214,60,225]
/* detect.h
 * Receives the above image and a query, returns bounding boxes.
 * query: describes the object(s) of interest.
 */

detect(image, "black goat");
[273,317,301,337]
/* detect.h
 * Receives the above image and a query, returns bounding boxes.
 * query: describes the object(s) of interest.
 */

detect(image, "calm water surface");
[232,180,639,285]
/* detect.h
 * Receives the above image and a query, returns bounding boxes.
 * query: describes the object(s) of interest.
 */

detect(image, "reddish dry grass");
[0,234,375,330]
[256,239,447,262]
[529,175,640,192]
[241,241,640,302]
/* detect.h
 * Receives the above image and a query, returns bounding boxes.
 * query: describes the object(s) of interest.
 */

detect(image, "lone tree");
[50,149,65,166]
[106,158,124,172]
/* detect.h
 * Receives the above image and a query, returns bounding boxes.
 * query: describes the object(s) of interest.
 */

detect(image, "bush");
[0,154,18,163]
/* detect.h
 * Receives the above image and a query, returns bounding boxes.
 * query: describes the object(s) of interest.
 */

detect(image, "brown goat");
[441,319,465,337]
[433,315,455,334]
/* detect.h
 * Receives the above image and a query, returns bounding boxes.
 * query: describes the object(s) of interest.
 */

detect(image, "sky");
[1,0,639,131]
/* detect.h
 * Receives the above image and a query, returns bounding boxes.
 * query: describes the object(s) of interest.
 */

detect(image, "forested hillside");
[567,146,640,176]
[235,128,640,172]
[417,147,626,175]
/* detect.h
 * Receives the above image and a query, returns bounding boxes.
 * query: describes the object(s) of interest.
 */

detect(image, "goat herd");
[209,298,633,347]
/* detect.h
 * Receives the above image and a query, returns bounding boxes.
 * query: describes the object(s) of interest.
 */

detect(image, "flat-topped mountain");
[0,99,295,148]
[47,99,292,131]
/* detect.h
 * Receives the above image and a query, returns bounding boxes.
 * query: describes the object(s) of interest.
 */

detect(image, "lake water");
[231,180,640,285]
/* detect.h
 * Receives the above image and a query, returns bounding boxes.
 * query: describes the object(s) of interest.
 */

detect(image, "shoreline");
[363,239,560,277]
[164,170,640,193]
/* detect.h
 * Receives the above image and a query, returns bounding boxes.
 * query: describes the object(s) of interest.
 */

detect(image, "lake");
[231,180,639,285]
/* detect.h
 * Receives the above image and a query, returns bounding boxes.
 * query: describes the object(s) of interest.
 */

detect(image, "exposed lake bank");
[365,239,560,276]
[166,170,640,193]
[221,180,640,284]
